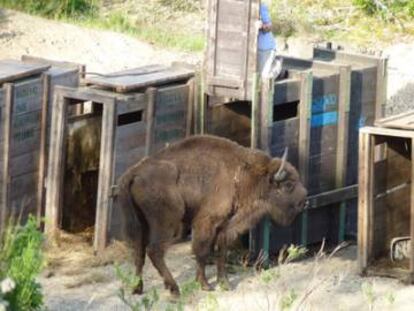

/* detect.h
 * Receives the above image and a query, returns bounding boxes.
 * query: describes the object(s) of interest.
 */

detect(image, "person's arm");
[259,4,273,32]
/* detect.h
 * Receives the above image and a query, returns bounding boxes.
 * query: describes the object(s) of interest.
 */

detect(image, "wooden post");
[94,100,117,253]
[248,72,260,254]
[251,73,260,149]
[0,84,13,232]
[44,90,68,240]
[37,74,50,226]
[337,66,351,242]
[200,79,206,135]
[145,88,157,156]
[410,137,414,282]
[358,130,374,273]
[375,57,388,121]
[186,78,195,137]
[298,71,313,246]
[260,76,274,264]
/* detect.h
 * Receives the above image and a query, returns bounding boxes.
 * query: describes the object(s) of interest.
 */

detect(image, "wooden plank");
[0,60,49,84]
[299,71,312,246]
[186,78,195,137]
[94,99,117,252]
[375,110,414,131]
[85,65,194,93]
[145,88,156,156]
[411,137,414,277]
[37,74,49,223]
[21,55,83,71]
[313,47,382,66]
[337,66,351,242]
[259,76,275,263]
[358,131,372,273]
[246,0,259,100]
[307,185,358,209]
[250,73,259,149]
[44,90,68,238]
[116,94,146,115]
[115,122,146,152]
[375,57,388,120]
[361,126,414,139]
[0,84,13,231]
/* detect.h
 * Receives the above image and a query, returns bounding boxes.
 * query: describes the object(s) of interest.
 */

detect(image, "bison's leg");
[147,240,180,296]
[216,232,230,290]
[132,225,148,295]
[192,221,216,291]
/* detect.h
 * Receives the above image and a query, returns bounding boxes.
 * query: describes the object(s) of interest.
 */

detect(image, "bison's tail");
[116,162,148,247]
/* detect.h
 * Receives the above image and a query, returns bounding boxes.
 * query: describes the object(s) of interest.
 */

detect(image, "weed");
[196,292,219,311]
[361,281,376,311]
[0,216,45,311]
[279,288,298,311]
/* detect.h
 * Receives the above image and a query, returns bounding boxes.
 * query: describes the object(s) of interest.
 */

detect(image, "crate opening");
[273,101,299,122]
[207,100,252,147]
[371,137,412,272]
[118,110,143,126]
[62,100,102,237]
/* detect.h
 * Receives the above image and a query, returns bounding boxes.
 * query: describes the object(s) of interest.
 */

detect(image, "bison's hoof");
[200,283,214,292]
[165,283,180,297]
[217,278,231,291]
[132,283,143,295]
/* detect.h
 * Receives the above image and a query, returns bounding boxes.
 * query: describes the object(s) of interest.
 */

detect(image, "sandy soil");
[2,8,414,311]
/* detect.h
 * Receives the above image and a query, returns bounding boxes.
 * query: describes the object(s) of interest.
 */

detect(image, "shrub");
[0,216,45,311]
[0,0,97,18]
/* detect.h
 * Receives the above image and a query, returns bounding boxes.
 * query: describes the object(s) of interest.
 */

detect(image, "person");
[258,2,276,74]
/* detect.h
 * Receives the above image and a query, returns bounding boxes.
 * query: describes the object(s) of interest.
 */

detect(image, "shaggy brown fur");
[116,135,307,296]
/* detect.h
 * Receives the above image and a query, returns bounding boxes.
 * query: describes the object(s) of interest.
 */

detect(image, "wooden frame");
[205,0,260,100]
[0,59,80,231]
[358,126,414,283]
[44,76,195,252]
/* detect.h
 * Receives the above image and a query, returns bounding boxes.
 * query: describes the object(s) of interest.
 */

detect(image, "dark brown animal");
[117,135,307,296]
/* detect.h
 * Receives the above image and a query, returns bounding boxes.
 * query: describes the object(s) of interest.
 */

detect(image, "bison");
[117,135,307,296]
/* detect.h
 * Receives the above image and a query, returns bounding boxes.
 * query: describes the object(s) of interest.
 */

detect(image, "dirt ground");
[1,8,414,311]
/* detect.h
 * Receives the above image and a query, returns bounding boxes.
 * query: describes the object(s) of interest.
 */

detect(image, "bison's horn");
[274,147,288,181]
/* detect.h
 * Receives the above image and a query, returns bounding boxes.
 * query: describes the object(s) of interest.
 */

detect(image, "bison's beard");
[269,206,302,227]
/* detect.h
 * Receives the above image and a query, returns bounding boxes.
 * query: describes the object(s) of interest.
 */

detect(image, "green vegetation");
[270,0,414,47]
[0,0,204,52]
[0,0,97,18]
[1,0,413,51]
[0,216,45,311]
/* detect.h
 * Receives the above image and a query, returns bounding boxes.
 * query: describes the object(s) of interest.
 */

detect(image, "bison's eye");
[283,181,295,193]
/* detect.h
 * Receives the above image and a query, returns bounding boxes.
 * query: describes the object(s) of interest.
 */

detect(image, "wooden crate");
[202,51,384,254]
[358,118,414,283]
[0,58,81,230]
[205,0,259,100]
[44,66,195,252]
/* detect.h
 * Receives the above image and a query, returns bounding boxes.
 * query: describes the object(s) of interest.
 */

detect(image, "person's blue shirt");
[258,4,276,51]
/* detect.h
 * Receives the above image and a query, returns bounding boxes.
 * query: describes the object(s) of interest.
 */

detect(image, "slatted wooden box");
[359,112,414,283]
[0,58,81,230]
[203,50,384,253]
[205,0,259,100]
[44,65,195,251]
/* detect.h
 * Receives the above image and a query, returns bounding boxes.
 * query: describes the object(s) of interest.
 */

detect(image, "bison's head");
[266,149,308,227]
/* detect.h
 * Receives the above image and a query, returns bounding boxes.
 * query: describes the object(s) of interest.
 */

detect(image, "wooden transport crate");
[44,65,195,252]
[205,0,259,100]
[202,50,385,255]
[358,113,414,283]
[0,58,81,230]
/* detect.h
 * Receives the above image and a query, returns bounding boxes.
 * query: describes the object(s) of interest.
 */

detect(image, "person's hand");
[262,22,272,32]
[255,20,263,31]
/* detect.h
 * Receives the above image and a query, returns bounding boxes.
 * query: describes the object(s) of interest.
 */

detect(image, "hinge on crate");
[110,185,119,197]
